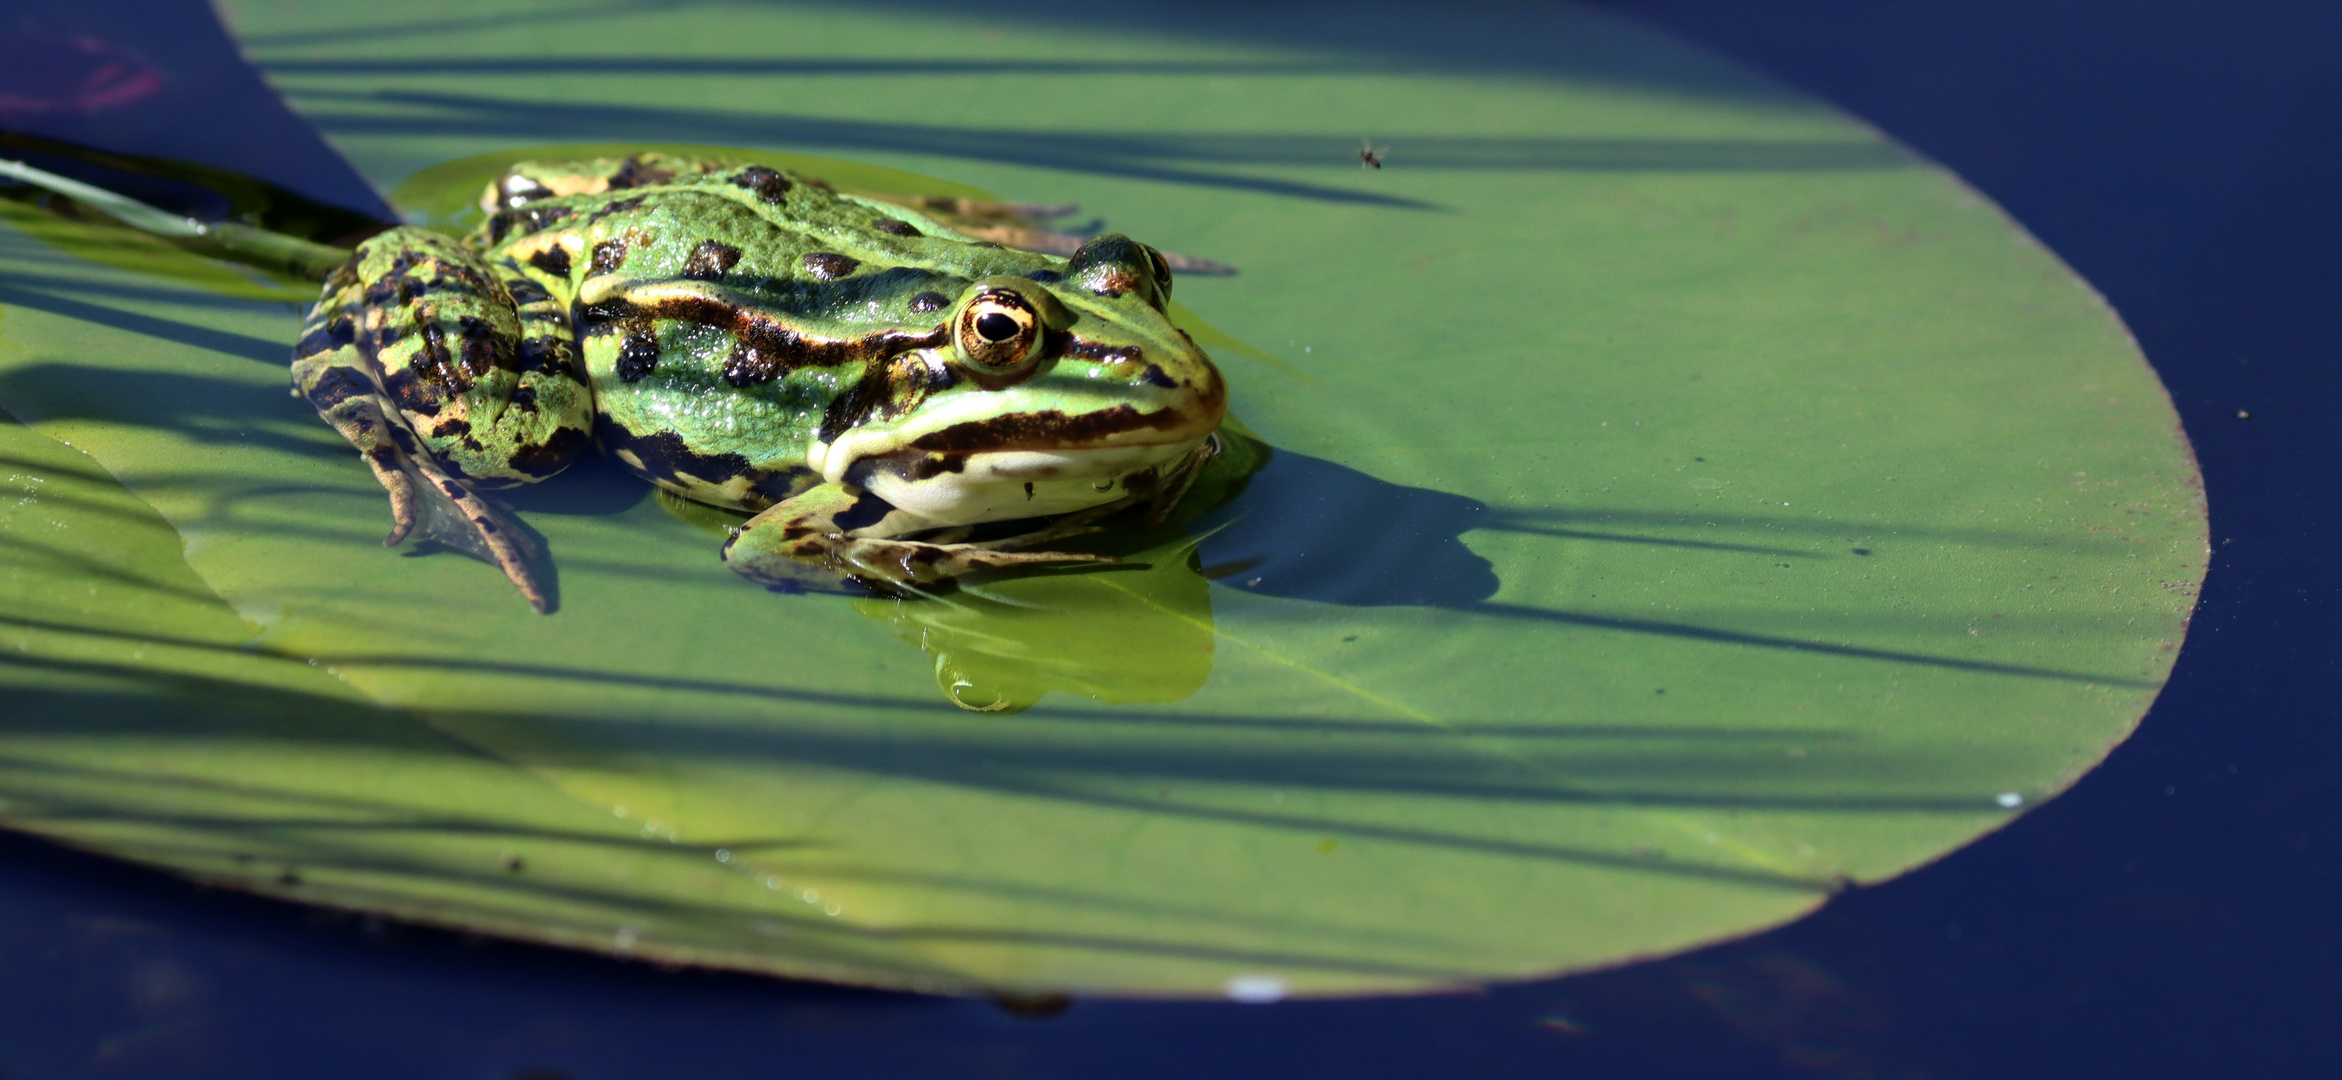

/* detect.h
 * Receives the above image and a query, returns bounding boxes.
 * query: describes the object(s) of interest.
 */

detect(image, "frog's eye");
[954,289,1043,369]
[1066,233,1170,311]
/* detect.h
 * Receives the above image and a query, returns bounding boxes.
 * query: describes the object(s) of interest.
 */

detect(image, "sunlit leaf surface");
[0,0,2205,996]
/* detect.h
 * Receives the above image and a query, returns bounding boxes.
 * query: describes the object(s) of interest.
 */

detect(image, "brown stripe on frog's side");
[589,290,948,388]
[907,404,1199,453]
[1053,334,1180,387]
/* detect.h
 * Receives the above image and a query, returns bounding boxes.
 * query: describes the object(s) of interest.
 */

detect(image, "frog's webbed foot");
[403,458,549,614]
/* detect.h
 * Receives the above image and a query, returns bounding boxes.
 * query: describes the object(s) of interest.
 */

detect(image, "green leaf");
[0,0,2204,997]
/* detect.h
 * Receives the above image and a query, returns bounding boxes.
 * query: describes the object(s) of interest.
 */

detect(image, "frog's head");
[811,234,1228,527]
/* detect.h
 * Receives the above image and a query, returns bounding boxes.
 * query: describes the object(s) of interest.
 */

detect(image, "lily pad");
[0,0,2204,997]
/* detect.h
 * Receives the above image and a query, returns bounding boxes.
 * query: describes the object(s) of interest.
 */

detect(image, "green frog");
[290,153,1227,610]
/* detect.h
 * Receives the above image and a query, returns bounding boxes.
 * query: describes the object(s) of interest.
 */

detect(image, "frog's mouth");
[809,391,1223,527]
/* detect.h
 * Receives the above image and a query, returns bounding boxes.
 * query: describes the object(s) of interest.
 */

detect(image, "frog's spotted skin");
[291,154,1225,607]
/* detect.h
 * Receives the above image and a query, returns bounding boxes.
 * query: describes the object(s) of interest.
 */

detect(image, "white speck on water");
[1995,792,2024,808]
[1225,974,1287,1003]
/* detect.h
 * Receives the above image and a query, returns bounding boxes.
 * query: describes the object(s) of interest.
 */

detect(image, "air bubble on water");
[611,805,628,818]
[764,876,781,890]
[824,903,842,917]
[1995,792,2024,808]
[1225,974,1287,1003]
[714,848,731,863]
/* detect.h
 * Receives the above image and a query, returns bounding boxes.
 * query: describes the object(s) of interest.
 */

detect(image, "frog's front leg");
[292,227,593,612]
[720,485,1113,594]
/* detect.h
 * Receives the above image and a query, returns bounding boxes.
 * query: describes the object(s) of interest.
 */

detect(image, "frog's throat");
[807,396,1220,487]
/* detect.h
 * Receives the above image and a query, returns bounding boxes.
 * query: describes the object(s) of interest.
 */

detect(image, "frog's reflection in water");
[855,547,1216,714]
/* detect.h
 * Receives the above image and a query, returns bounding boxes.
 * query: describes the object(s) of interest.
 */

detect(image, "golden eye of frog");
[289,153,1227,609]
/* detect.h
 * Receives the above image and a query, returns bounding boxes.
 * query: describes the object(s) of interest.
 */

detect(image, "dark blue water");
[2,1,2336,1076]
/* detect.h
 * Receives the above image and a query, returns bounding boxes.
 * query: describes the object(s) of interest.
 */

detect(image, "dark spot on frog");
[576,297,638,329]
[293,313,355,359]
[581,195,647,227]
[607,155,677,190]
[486,203,577,245]
[473,516,498,535]
[1026,269,1064,284]
[438,479,467,500]
[833,490,897,532]
[598,419,757,489]
[301,365,370,411]
[527,245,572,277]
[415,320,461,384]
[1852,548,1872,556]
[872,218,920,237]
[510,384,537,411]
[1139,364,1176,388]
[616,329,661,382]
[506,423,591,478]
[515,336,575,375]
[681,239,743,281]
[456,315,512,376]
[382,369,440,417]
[909,291,948,314]
[500,273,553,306]
[1024,481,1035,500]
[730,166,792,204]
[911,452,967,479]
[431,417,472,440]
[502,854,526,872]
[803,252,860,280]
[591,239,628,274]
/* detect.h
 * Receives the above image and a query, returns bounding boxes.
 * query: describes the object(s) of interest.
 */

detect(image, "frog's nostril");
[975,312,1021,342]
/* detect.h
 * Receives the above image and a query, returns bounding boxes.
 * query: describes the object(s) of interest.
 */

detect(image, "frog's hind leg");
[292,228,593,613]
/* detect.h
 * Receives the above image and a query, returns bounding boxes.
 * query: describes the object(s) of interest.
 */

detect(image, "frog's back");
[471,156,1075,512]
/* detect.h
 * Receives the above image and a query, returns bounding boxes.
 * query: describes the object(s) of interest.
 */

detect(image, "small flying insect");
[1359,139,1387,169]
